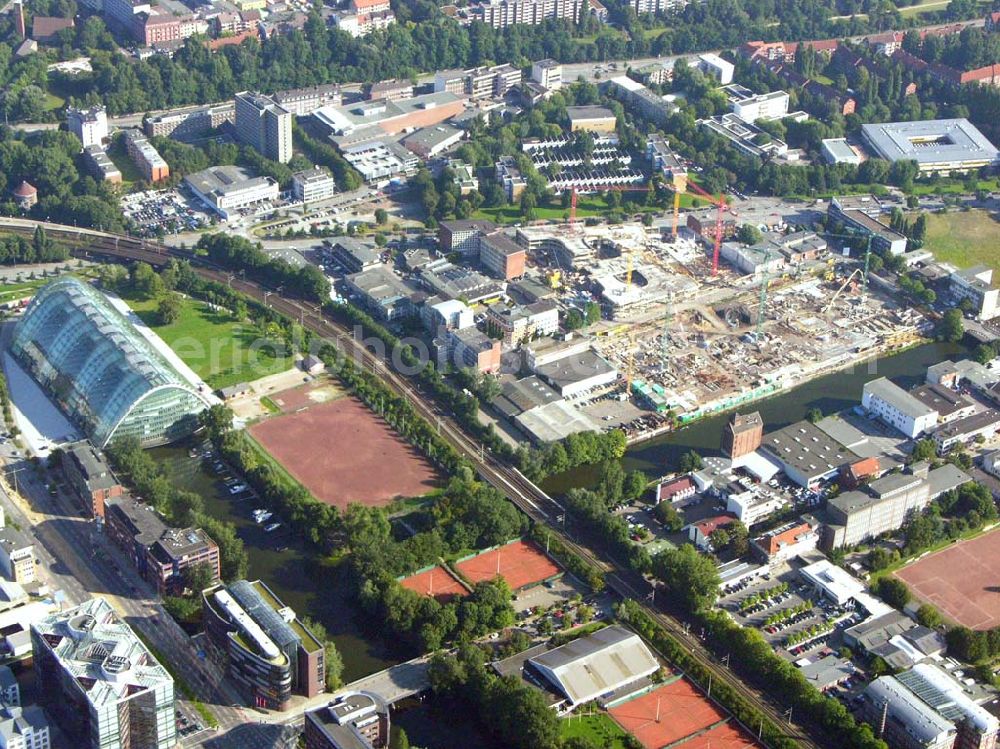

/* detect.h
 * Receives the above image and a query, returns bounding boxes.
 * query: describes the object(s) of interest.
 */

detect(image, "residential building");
[0,525,32,586]
[272,84,342,116]
[322,238,379,274]
[105,498,220,596]
[751,520,818,564]
[121,129,169,183]
[66,106,108,148]
[526,626,659,710]
[655,476,696,505]
[143,102,235,140]
[347,0,395,33]
[82,146,122,185]
[823,463,971,549]
[31,598,176,749]
[366,79,413,102]
[292,167,336,203]
[604,76,675,126]
[861,119,1000,174]
[531,59,562,90]
[475,0,580,28]
[566,105,616,134]
[234,91,292,163]
[949,266,1000,321]
[863,377,939,437]
[63,442,124,518]
[439,218,497,257]
[688,515,736,550]
[0,705,49,749]
[203,580,325,710]
[479,231,526,280]
[696,53,735,84]
[840,457,882,488]
[632,0,687,15]
[721,411,763,458]
[434,65,522,99]
[304,693,390,749]
[212,9,260,36]
[485,300,558,344]
[184,165,279,219]
[496,157,527,201]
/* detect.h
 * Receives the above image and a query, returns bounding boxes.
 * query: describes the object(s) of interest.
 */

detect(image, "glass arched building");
[11,277,212,448]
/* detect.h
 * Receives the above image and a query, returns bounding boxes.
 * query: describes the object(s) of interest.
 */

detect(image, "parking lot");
[121,188,213,237]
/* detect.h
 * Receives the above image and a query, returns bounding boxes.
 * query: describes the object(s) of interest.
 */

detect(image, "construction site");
[517,206,931,441]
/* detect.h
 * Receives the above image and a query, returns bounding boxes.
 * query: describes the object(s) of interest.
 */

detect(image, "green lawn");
[924,209,1000,276]
[122,293,292,389]
[474,193,662,226]
[560,712,631,749]
[910,177,1000,196]
[107,139,147,187]
[43,93,64,112]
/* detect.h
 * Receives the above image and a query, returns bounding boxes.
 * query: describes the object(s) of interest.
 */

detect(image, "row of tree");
[516,430,628,482]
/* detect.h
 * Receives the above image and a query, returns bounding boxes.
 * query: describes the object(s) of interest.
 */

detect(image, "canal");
[153,445,399,682]
[156,340,970,686]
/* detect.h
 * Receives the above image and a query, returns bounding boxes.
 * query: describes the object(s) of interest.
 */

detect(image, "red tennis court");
[894,528,1000,630]
[610,679,726,749]
[399,566,468,603]
[454,540,560,590]
[677,722,757,749]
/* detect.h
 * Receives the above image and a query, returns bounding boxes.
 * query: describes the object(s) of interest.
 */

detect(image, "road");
[0,217,825,749]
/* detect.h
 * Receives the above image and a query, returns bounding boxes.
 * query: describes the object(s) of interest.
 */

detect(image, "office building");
[345,266,425,321]
[438,218,497,257]
[202,580,325,710]
[423,298,474,334]
[496,156,527,201]
[32,598,175,749]
[604,76,676,126]
[751,520,818,564]
[11,278,212,448]
[184,165,279,220]
[823,463,970,549]
[121,129,169,183]
[646,135,688,190]
[66,106,108,148]
[434,65,522,99]
[698,113,790,160]
[730,90,789,123]
[485,300,558,344]
[340,140,419,184]
[479,231,526,280]
[292,167,336,203]
[322,238,380,274]
[829,202,909,255]
[304,693,390,749]
[366,79,413,102]
[721,411,763,458]
[82,146,122,185]
[272,84,342,116]
[0,705,49,749]
[144,103,235,140]
[105,498,220,596]
[931,409,1000,454]
[891,664,999,749]
[235,91,293,163]
[863,378,939,438]
[861,119,1000,174]
[62,442,124,519]
[0,526,32,586]
[440,327,501,373]
[949,266,1000,321]
[315,92,466,144]
[531,59,562,90]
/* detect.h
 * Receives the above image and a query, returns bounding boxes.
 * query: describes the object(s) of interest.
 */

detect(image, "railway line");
[0,218,817,748]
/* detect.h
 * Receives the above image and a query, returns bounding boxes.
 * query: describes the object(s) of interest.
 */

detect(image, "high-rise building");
[0,705,50,749]
[234,91,293,163]
[66,106,108,148]
[721,411,763,458]
[31,599,175,749]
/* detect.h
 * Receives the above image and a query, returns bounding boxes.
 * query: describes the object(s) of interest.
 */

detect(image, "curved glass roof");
[11,277,210,447]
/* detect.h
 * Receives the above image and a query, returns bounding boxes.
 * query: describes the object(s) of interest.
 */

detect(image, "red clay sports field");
[454,540,561,590]
[399,566,469,603]
[249,395,441,510]
[610,678,754,749]
[894,528,1000,630]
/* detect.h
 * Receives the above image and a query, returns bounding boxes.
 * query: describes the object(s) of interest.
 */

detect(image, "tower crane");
[675,180,737,277]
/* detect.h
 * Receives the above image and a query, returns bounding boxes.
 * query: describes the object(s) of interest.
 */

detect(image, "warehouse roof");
[760,420,858,479]
[566,105,615,122]
[535,349,617,391]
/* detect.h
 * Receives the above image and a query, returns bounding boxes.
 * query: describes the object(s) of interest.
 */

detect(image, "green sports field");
[560,712,631,749]
[924,209,1000,276]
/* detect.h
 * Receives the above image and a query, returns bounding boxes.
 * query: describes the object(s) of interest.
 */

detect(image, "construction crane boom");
[683,180,735,277]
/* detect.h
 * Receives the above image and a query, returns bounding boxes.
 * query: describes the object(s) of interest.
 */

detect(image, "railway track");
[1,218,818,748]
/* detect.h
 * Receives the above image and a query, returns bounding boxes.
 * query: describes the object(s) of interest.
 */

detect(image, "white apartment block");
[292,167,336,203]
[632,0,687,15]
[732,90,789,123]
[479,0,579,27]
[531,59,563,90]
[234,91,292,164]
[696,53,734,84]
[66,106,108,148]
